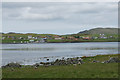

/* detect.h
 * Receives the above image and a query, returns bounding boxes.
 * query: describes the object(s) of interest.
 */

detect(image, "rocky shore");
[2,54,120,68]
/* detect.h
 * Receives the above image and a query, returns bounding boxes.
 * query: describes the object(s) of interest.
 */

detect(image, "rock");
[40,62,45,64]
[92,60,97,63]
[109,57,120,63]
[78,62,81,65]
[73,64,77,66]
[11,68,14,71]
[40,62,51,66]
[103,57,120,63]
[108,57,120,63]
[2,62,21,68]
[101,62,104,63]
[52,57,84,66]
[102,61,109,63]
[47,59,49,61]
[34,66,38,69]
[38,57,84,66]
[33,63,40,67]
[92,60,100,63]
[62,57,65,60]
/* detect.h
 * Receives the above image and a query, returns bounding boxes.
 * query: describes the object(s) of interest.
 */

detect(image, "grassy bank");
[2,54,119,78]
[47,39,119,43]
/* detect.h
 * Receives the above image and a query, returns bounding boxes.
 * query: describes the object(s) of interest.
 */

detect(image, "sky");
[2,2,118,35]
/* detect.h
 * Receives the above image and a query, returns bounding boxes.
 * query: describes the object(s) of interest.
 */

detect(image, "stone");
[2,62,21,68]
[107,57,120,63]
[92,60,100,63]
[33,63,40,67]
[103,57,120,63]
[47,59,49,61]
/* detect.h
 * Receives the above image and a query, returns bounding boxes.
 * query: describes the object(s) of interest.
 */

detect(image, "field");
[2,54,119,78]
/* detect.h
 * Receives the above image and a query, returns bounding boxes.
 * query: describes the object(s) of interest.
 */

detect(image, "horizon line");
[1,27,119,35]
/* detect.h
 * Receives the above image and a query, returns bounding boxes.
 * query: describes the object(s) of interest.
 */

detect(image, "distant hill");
[78,28,119,35]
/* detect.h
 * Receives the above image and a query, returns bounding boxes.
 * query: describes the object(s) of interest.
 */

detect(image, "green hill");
[78,28,119,35]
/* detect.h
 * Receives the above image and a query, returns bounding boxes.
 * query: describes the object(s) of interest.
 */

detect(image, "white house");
[28,35,32,39]
[54,37,62,40]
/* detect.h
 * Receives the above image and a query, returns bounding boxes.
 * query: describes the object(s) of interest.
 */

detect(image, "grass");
[2,54,119,78]
[47,38,119,43]
[2,63,118,78]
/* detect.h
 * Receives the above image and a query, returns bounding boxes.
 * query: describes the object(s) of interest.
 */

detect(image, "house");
[7,36,11,38]
[32,37,38,39]
[99,34,108,39]
[39,38,45,43]
[54,35,62,40]
[29,40,34,43]
[34,37,38,39]
[28,35,32,39]
[67,36,75,40]
[43,37,47,40]
[55,37,62,40]
[2,37,5,40]
[82,36,90,40]
[19,37,23,39]
[92,37,98,39]
[101,37,107,39]
[74,38,78,40]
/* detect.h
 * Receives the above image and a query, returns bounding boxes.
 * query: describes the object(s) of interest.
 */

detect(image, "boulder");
[52,57,83,65]
[3,62,21,68]
[33,63,40,67]
[108,57,120,63]
[103,57,120,63]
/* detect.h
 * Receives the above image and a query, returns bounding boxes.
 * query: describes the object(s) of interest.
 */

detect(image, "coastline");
[1,41,119,44]
[2,54,119,78]
[2,53,119,66]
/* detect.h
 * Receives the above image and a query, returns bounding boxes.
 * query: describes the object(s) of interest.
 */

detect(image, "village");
[1,33,117,44]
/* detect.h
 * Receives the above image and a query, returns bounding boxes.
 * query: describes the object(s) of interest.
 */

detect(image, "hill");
[78,28,119,35]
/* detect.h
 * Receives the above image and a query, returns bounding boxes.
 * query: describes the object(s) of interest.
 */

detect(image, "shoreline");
[1,41,119,44]
[2,53,119,78]
[2,53,119,67]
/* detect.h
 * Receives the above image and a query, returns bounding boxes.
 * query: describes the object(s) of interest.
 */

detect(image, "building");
[82,36,90,40]
[28,35,32,39]
[54,37,62,40]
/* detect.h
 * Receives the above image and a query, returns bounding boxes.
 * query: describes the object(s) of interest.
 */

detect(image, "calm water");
[1,42,118,65]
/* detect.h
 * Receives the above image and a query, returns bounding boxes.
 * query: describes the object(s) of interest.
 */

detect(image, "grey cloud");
[2,2,118,21]
[2,2,118,34]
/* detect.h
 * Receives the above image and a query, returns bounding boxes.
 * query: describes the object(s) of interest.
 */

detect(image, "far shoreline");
[1,41,119,44]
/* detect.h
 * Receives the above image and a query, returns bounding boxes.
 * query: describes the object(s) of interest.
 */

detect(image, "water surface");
[2,42,118,65]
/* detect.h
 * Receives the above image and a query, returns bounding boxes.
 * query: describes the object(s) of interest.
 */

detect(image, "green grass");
[47,39,119,43]
[2,54,119,78]
[2,63,118,78]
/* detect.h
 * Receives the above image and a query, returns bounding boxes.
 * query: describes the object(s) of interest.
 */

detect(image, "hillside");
[78,28,119,34]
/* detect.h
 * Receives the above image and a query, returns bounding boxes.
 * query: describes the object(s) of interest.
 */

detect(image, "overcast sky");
[2,2,118,34]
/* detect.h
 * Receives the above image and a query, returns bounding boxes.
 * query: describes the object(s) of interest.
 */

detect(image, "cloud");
[3,2,117,21]
[2,2,118,34]
[14,7,65,20]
